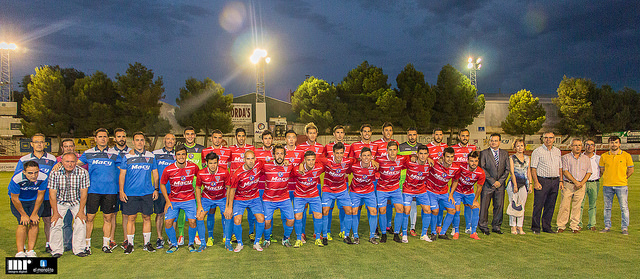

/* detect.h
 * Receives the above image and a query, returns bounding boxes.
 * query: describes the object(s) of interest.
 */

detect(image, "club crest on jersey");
[185,169,191,175]
[145,157,150,163]
[471,174,476,179]
[341,163,346,168]
[368,170,374,175]
[313,171,317,176]
[220,150,225,155]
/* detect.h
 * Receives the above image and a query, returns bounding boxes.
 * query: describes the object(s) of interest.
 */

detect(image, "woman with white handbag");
[506,139,533,235]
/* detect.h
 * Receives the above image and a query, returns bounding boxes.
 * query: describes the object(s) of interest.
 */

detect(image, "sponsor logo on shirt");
[131,164,150,170]
[92,160,113,166]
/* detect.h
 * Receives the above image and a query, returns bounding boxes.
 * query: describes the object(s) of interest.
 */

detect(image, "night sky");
[2,1,639,104]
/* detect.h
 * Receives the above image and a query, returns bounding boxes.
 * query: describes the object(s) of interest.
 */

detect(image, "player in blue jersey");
[152,133,176,249]
[112,128,131,249]
[9,160,47,257]
[77,128,121,253]
[14,133,57,254]
[118,132,159,254]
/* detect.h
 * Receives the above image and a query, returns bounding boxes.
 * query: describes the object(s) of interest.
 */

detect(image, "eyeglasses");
[543,137,554,139]
[585,144,595,146]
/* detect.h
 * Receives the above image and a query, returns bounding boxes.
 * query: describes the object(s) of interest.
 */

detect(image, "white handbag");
[507,186,524,217]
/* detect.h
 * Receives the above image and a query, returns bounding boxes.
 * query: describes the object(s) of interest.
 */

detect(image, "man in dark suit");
[478,133,510,235]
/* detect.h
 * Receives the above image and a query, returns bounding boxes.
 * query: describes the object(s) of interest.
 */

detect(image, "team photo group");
[9,121,633,258]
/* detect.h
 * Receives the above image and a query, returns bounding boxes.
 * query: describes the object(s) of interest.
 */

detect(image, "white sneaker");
[233,244,244,253]
[465,228,472,234]
[15,251,26,257]
[25,250,37,257]
[253,243,263,252]
[420,235,433,242]
[401,235,408,243]
[450,230,456,236]
[194,237,201,246]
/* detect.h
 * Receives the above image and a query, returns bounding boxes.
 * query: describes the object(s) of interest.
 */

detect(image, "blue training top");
[119,149,158,197]
[8,171,48,201]
[153,147,176,193]
[79,146,120,195]
[13,152,57,200]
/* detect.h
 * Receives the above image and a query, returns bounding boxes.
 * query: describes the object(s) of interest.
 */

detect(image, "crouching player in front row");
[10,161,47,257]
[449,151,485,240]
[160,145,204,253]
[196,152,231,249]
[399,145,433,243]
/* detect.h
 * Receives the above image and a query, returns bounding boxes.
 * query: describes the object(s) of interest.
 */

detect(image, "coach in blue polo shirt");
[9,160,48,258]
[119,131,159,254]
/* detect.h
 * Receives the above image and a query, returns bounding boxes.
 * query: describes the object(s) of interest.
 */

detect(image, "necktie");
[494,150,499,167]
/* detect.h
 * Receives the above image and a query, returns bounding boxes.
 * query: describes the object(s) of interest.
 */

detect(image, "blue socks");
[295,219,303,240]
[327,205,334,234]
[471,207,480,234]
[264,223,273,241]
[224,218,232,242]
[402,213,409,235]
[351,214,360,238]
[302,208,308,234]
[284,222,293,240]
[197,220,206,243]
[379,209,387,235]
[313,217,323,239]
[247,209,255,234]
[343,214,352,236]
[437,210,444,228]
[422,212,432,236]
[464,206,472,230]
[368,213,378,239]
[386,203,393,228]
[188,225,197,245]
[166,225,177,247]
[453,211,461,233]
[339,207,346,234]
[233,223,243,245]
[440,211,454,235]
[255,221,265,245]
[322,215,329,237]
[430,213,438,234]
[394,212,403,234]
[207,213,215,239]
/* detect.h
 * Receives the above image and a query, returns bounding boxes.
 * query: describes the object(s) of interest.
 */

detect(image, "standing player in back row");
[324,125,351,240]
[201,129,231,245]
[349,124,378,237]
[427,128,448,232]
[151,133,176,249]
[375,141,405,243]
[398,127,424,237]
[449,151,485,240]
[372,122,399,234]
[160,145,203,253]
[178,127,205,246]
[295,123,325,241]
[450,129,477,235]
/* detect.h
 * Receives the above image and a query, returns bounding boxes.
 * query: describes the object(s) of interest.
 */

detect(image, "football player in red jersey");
[261,145,296,248]
[323,125,351,240]
[372,122,400,235]
[399,145,433,243]
[426,128,448,161]
[196,152,232,248]
[228,128,257,241]
[291,151,325,248]
[449,151,485,240]
[425,147,460,241]
[225,150,265,252]
[318,142,355,244]
[374,141,405,243]
[347,147,380,245]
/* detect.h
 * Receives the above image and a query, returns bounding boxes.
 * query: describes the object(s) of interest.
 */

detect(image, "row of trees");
[17,63,234,147]
[291,62,485,135]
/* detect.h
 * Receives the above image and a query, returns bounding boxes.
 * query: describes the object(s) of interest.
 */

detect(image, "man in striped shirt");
[530,132,563,234]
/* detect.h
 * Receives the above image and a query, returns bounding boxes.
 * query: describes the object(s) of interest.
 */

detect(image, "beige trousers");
[556,181,586,230]
[50,203,86,255]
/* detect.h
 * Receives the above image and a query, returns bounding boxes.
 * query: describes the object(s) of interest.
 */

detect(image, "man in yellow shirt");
[598,136,634,235]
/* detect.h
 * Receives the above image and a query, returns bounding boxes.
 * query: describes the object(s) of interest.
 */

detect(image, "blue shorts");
[232,198,264,217]
[350,192,377,208]
[427,191,454,210]
[376,189,403,207]
[10,200,44,224]
[264,200,294,221]
[201,197,226,212]
[402,193,430,207]
[453,192,476,206]
[293,196,322,214]
[322,190,352,208]
[165,200,197,220]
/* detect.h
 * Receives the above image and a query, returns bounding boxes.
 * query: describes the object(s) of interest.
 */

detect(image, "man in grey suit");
[478,133,510,235]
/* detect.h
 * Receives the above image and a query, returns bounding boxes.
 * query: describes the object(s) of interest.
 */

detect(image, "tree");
[395,63,435,132]
[501,89,546,141]
[69,71,119,136]
[145,117,172,149]
[553,76,595,136]
[336,61,404,128]
[21,66,71,138]
[174,77,233,146]
[114,62,165,133]
[432,64,485,140]
[291,76,340,134]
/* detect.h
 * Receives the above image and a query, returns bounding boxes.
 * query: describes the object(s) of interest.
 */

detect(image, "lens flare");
[219,2,247,33]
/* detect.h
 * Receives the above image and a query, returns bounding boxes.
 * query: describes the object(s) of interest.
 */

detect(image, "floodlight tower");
[0,42,18,102]
[250,48,270,141]
[467,57,482,90]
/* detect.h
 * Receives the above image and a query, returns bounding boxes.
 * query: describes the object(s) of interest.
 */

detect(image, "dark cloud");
[350,42,388,58]
[274,0,339,34]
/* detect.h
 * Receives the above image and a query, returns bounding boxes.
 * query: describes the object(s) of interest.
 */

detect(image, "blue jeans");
[603,186,629,230]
